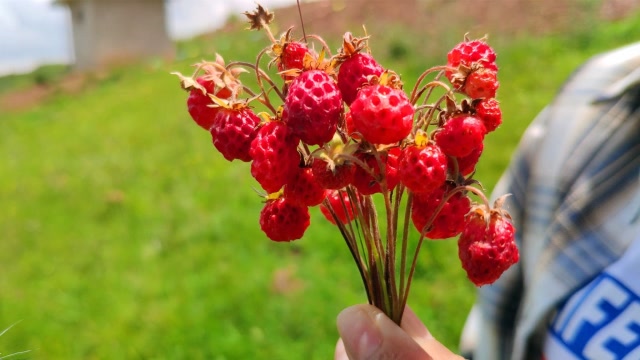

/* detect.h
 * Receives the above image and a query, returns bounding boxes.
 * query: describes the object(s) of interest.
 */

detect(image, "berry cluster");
[173,4,518,322]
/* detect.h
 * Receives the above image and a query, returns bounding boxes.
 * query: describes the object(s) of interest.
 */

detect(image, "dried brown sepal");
[334,32,371,62]
[244,4,275,31]
[171,71,206,94]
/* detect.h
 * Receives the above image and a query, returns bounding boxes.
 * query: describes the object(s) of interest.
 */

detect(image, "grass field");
[1,7,639,359]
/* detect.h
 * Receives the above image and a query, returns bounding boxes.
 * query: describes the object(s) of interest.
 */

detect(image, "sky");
[0,0,298,76]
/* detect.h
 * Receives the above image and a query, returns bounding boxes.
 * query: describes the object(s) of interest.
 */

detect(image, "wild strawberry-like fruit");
[411,184,471,239]
[352,147,400,195]
[338,53,384,105]
[250,121,300,193]
[473,98,502,132]
[320,190,357,225]
[312,157,356,190]
[434,115,486,158]
[277,41,309,73]
[450,142,483,177]
[284,70,342,146]
[445,39,497,82]
[186,77,219,130]
[398,142,448,194]
[260,197,310,242]
[464,68,499,99]
[284,167,327,207]
[210,106,260,162]
[458,204,519,286]
[350,83,414,144]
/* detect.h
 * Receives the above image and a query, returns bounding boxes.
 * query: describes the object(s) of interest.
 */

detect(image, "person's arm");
[335,304,464,360]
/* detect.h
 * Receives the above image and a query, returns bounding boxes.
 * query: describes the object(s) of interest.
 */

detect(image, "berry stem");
[409,65,449,104]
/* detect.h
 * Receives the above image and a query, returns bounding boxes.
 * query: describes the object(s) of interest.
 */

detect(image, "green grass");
[1,9,639,358]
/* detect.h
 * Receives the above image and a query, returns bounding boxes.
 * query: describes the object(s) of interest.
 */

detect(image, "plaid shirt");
[472,42,640,360]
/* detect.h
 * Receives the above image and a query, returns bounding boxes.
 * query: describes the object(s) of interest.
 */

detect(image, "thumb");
[336,304,433,360]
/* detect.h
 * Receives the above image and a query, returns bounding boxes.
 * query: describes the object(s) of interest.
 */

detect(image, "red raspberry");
[311,157,356,190]
[434,115,486,158]
[320,190,357,225]
[187,77,219,131]
[284,70,342,146]
[284,167,327,207]
[210,107,260,162]
[350,84,414,144]
[249,121,300,193]
[338,53,384,105]
[260,197,310,242]
[450,142,484,177]
[411,184,471,239]
[464,69,499,99]
[446,39,498,82]
[398,143,448,194]
[474,98,502,132]
[458,206,519,286]
[352,148,400,195]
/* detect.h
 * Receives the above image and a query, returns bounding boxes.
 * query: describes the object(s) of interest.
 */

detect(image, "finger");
[401,307,464,360]
[337,304,433,360]
[335,338,349,360]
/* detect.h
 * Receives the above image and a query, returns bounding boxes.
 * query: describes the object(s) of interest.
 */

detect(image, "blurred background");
[1,0,639,358]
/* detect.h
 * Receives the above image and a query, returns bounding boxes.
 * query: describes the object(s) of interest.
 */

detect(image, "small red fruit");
[446,39,498,83]
[210,107,260,162]
[311,157,356,190]
[277,41,309,72]
[398,143,448,194]
[284,70,342,146]
[411,184,471,239]
[338,53,384,105]
[350,84,414,144]
[458,205,519,286]
[450,142,484,177]
[187,77,219,130]
[260,197,310,242]
[434,115,486,158]
[284,167,327,207]
[474,98,502,132]
[249,121,300,193]
[352,148,401,195]
[464,69,499,99]
[320,190,357,225]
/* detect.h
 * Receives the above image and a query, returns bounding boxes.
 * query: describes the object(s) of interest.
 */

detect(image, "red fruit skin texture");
[352,148,400,195]
[458,210,519,286]
[249,121,300,193]
[350,84,414,144]
[187,77,218,130]
[464,69,499,99]
[320,190,356,225]
[450,142,484,177]
[284,167,327,207]
[279,42,309,71]
[446,40,498,82]
[474,98,502,132]
[311,157,356,190]
[411,185,471,239]
[210,108,260,162]
[260,198,310,242]
[434,115,486,158]
[338,53,384,105]
[284,70,342,146]
[398,143,448,194]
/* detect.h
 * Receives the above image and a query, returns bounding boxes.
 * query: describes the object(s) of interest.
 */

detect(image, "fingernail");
[337,306,383,358]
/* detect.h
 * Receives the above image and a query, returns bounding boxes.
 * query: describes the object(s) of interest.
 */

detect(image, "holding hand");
[335,304,464,360]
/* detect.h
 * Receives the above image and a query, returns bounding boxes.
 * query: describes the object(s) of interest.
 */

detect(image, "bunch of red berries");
[173,4,518,323]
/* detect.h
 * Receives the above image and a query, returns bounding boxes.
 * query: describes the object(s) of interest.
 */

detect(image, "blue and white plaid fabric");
[471,42,640,360]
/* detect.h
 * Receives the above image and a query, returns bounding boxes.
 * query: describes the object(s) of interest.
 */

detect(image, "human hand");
[334,304,464,360]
